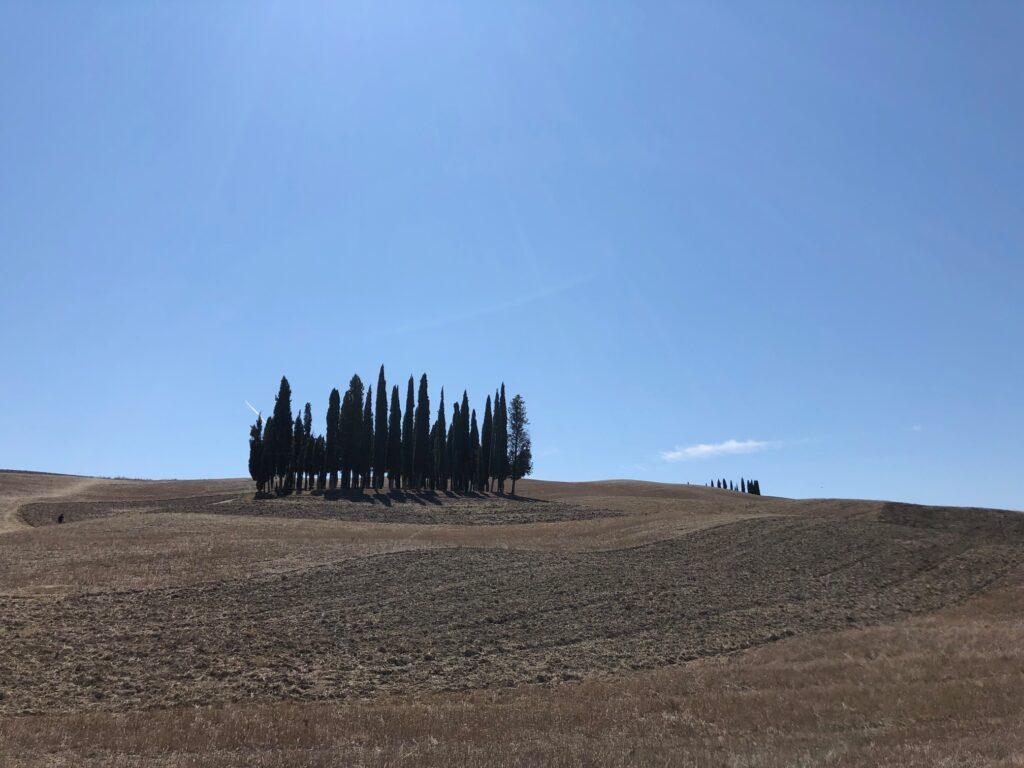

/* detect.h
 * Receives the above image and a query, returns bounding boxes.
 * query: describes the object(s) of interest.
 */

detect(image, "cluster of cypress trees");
[248,368,533,495]
[708,478,762,495]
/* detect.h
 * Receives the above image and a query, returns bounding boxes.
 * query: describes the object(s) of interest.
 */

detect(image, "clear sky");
[2,2,1022,510]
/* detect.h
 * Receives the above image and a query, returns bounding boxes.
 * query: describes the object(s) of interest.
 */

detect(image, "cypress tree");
[477,396,492,492]
[374,366,388,489]
[413,374,430,489]
[325,388,341,489]
[493,384,509,493]
[433,389,447,491]
[292,414,304,492]
[348,375,365,489]
[362,387,374,488]
[339,390,353,488]
[428,421,438,491]
[507,394,532,496]
[459,391,471,492]
[340,375,364,489]
[444,423,452,489]
[387,385,402,489]
[402,376,415,488]
[303,402,313,490]
[315,435,327,490]
[450,400,462,491]
[260,416,275,492]
[489,388,499,491]
[469,409,480,493]
[248,415,264,492]
[269,377,293,491]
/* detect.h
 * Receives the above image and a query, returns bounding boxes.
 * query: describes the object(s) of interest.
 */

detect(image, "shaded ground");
[20,492,621,528]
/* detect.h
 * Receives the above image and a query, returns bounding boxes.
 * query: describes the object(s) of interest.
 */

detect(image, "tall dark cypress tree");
[450,400,461,491]
[478,396,492,492]
[373,366,388,489]
[340,375,364,489]
[459,391,471,491]
[362,387,374,489]
[302,403,314,490]
[488,388,499,491]
[469,409,480,493]
[402,376,415,488]
[387,385,402,489]
[260,415,275,492]
[248,415,264,492]
[339,390,353,488]
[433,389,447,491]
[446,422,455,489]
[349,375,365,489]
[314,435,326,490]
[493,384,509,493]
[291,414,304,491]
[428,421,439,491]
[325,388,341,489]
[270,377,293,491]
[413,374,431,489]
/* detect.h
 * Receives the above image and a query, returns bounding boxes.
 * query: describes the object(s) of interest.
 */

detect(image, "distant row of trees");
[248,368,533,496]
[708,478,762,495]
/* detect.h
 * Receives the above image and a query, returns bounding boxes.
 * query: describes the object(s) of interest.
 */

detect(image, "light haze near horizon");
[2,3,1022,510]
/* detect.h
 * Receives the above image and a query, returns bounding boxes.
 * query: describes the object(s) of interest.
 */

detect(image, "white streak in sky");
[661,439,775,462]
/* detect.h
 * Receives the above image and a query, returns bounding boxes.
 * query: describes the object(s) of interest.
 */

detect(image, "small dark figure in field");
[57,513,64,524]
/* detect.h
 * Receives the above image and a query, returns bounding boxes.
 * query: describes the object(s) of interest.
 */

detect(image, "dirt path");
[0,474,103,535]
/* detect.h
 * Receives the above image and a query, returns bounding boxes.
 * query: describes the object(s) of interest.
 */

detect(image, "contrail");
[245,400,261,418]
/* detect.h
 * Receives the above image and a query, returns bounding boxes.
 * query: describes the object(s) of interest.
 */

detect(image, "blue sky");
[2,2,1022,510]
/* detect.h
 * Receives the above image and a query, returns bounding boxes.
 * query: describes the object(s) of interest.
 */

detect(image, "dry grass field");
[1,470,1023,766]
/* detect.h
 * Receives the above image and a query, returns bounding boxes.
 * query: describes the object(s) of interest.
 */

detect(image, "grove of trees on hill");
[248,368,532,495]
[709,478,763,495]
